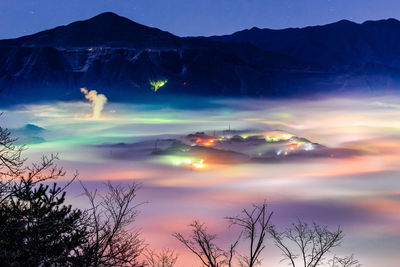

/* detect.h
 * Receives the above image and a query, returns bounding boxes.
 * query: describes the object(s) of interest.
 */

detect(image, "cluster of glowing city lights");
[192,159,204,169]
[169,156,205,169]
[195,138,216,147]
[239,132,259,139]
[265,131,294,142]
[276,140,315,156]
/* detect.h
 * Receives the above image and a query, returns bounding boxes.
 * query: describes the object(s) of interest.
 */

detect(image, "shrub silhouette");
[0,180,87,266]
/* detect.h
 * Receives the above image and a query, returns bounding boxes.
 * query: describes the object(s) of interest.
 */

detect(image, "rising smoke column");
[80,88,108,119]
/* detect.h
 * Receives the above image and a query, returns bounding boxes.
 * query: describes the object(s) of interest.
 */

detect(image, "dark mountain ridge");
[1,12,182,49]
[1,12,400,103]
[211,18,400,70]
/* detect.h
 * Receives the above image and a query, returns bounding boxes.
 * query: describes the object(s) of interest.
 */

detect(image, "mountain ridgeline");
[1,12,400,102]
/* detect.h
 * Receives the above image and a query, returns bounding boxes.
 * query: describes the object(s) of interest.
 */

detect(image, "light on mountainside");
[150,79,168,92]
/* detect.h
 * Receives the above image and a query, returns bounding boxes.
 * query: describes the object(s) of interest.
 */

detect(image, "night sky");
[1,0,400,39]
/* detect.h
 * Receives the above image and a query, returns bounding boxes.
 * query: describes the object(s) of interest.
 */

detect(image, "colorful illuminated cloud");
[3,95,400,266]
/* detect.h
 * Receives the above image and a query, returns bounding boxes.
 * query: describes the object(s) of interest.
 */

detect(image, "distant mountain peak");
[4,12,180,49]
[335,19,356,24]
[75,11,143,28]
[92,11,122,19]
[249,26,261,31]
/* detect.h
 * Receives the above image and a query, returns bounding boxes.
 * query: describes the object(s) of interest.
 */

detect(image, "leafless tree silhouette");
[144,248,178,267]
[329,254,361,267]
[79,181,146,267]
[174,202,272,267]
[226,201,273,267]
[173,220,238,267]
[0,120,25,178]
[269,219,360,267]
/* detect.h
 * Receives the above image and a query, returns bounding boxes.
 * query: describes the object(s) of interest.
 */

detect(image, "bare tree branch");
[226,201,273,267]
[79,180,147,267]
[269,219,360,267]
[144,248,178,267]
[0,121,26,178]
[329,254,361,267]
[173,220,237,267]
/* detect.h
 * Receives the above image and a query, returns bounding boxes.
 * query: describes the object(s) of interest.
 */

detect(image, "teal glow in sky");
[1,0,400,38]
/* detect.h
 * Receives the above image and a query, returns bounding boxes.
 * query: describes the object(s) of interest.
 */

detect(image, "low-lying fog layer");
[1,95,400,266]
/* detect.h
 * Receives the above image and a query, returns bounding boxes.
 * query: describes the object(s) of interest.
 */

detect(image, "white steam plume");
[80,88,108,119]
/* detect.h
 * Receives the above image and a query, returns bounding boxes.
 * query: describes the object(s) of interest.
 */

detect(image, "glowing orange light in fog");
[192,160,204,169]
[195,138,216,147]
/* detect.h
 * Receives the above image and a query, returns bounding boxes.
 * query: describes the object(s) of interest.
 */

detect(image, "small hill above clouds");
[12,124,46,144]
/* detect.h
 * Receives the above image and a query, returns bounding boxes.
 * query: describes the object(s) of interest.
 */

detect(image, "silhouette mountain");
[6,12,181,49]
[211,19,400,70]
[1,12,400,103]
